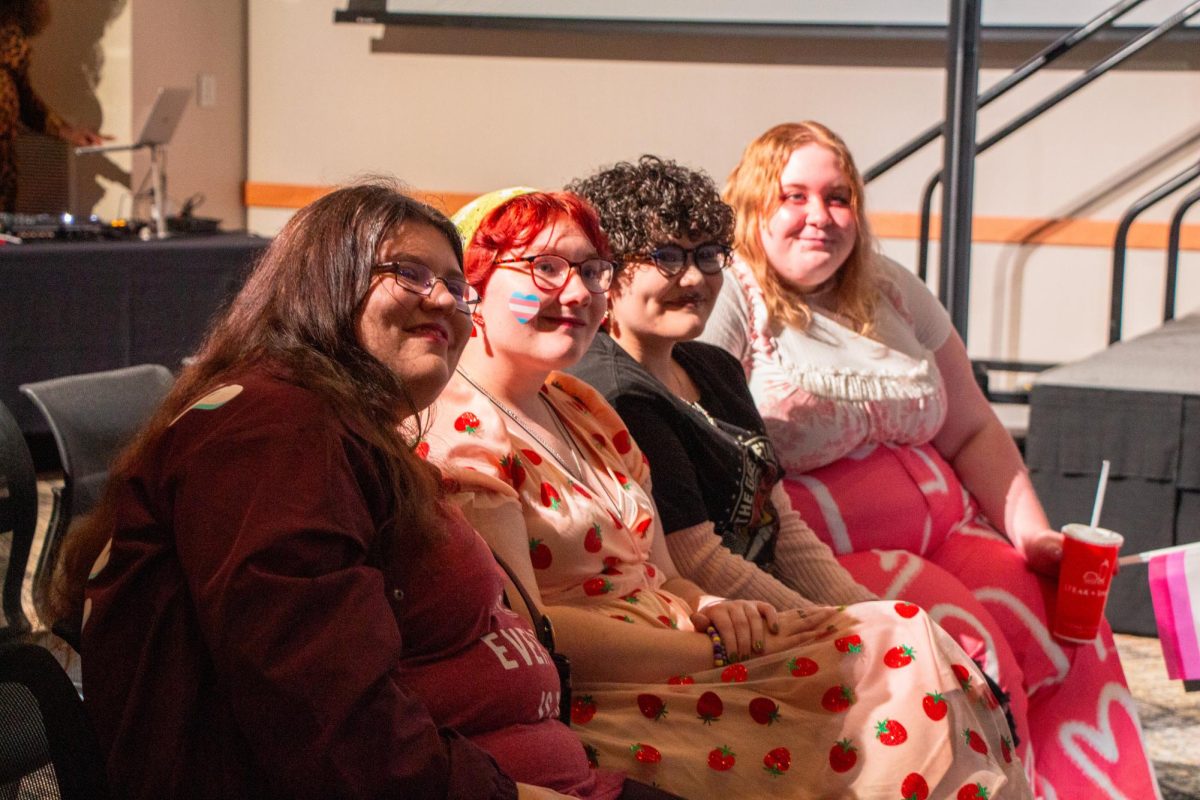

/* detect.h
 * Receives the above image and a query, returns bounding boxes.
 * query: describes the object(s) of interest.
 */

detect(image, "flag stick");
[1118,541,1200,566]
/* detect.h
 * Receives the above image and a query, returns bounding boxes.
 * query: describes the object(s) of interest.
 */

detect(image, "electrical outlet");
[198,74,217,108]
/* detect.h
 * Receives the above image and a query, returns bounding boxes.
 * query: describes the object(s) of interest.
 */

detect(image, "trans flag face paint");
[508,291,541,324]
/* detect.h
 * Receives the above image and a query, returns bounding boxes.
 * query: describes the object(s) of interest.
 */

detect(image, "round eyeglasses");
[493,254,616,294]
[642,243,732,277]
[374,261,480,314]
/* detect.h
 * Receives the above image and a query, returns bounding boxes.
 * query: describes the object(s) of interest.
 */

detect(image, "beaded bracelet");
[705,625,728,668]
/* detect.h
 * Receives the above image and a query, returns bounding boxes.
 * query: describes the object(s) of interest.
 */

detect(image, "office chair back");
[0,400,37,642]
[0,641,110,799]
[18,365,174,633]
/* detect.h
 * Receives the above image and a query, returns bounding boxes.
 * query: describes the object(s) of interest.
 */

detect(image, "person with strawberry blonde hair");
[701,121,1158,797]
[423,187,1031,799]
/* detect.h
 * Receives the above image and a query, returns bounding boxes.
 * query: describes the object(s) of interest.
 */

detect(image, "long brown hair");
[42,180,462,627]
[724,121,878,335]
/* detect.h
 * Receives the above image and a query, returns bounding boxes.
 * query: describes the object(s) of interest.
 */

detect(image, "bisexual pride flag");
[1145,544,1200,682]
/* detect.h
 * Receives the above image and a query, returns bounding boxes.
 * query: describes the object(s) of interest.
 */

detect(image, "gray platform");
[1026,312,1200,636]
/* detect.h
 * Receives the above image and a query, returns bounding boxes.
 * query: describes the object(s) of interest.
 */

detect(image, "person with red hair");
[423,188,1032,799]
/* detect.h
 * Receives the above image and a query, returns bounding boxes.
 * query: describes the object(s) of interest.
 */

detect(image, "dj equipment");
[0,213,147,243]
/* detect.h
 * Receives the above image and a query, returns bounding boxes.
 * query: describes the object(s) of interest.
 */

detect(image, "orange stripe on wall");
[245,182,1200,251]
[243,182,477,217]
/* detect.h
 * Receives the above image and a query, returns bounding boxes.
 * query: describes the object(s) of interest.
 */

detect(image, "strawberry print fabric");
[574,601,1029,799]
[426,372,1031,798]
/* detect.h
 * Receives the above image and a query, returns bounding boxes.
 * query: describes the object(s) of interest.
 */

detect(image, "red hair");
[464,191,611,290]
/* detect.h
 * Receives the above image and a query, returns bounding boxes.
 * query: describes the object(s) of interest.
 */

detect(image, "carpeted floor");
[11,480,1200,796]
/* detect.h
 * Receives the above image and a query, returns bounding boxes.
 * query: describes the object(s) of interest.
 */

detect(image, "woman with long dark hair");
[43,181,634,800]
[0,0,105,211]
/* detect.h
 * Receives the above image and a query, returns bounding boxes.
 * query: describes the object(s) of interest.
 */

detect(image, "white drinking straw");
[1089,459,1111,528]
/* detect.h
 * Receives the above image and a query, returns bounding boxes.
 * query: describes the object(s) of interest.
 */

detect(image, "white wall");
[132,0,247,228]
[241,3,1198,368]
[30,0,247,227]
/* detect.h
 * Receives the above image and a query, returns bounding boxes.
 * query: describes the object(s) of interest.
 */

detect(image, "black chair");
[0,401,38,643]
[0,641,110,799]
[19,365,174,632]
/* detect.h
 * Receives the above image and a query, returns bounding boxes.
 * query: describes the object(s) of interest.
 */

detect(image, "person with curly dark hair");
[0,0,106,211]
[566,155,875,613]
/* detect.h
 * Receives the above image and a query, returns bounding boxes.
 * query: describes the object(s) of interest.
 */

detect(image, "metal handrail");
[1110,161,1200,343]
[863,0,1150,184]
[916,0,1200,288]
[1164,185,1200,322]
[939,0,982,342]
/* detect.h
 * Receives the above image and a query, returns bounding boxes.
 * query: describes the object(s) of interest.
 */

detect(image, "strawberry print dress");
[426,371,1032,799]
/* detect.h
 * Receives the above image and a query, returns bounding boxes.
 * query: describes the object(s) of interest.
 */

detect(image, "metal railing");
[939,0,983,340]
[864,0,1200,403]
[864,0,1151,184]
[1110,161,1200,343]
[1165,184,1200,322]
[915,0,1200,295]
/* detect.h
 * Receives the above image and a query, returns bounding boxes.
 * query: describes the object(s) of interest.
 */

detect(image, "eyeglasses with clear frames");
[642,243,732,277]
[373,261,480,314]
[493,254,616,294]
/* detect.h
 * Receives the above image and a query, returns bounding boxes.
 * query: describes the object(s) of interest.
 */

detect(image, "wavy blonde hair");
[724,121,878,335]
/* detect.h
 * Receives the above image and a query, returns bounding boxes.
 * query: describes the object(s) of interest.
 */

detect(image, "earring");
[471,312,485,337]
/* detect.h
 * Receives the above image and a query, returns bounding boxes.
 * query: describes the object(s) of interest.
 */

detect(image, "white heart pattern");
[1058,682,1161,800]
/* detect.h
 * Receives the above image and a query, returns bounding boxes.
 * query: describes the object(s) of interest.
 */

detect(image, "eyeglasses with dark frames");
[640,243,732,277]
[493,254,616,294]
[373,261,480,313]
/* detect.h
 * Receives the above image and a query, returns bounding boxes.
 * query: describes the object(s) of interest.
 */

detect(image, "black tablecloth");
[0,235,268,445]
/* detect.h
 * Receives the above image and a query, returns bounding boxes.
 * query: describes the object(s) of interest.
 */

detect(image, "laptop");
[75,87,191,154]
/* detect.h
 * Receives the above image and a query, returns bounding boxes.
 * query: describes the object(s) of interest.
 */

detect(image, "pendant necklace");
[456,368,626,519]
[663,358,716,427]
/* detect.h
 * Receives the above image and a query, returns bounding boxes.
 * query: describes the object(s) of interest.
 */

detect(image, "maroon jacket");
[82,369,620,800]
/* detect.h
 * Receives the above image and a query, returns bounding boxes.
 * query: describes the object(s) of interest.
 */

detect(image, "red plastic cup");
[1052,524,1124,643]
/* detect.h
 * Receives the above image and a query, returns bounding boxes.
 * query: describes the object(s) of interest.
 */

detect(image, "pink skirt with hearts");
[784,441,1159,799]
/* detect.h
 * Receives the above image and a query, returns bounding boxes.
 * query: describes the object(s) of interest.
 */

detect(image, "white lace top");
[698,255,954,474]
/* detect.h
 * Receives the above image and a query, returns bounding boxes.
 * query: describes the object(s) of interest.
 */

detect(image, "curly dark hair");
[566,155,734,268]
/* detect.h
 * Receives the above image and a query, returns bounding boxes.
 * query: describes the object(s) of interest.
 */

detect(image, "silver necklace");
[541,394,625,516]
[665,358,697,402]
[456,369,577,474]
[660,359,716,426]
[456,368,626,519]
